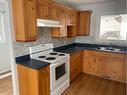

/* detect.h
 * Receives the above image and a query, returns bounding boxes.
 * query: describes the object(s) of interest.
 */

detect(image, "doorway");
[0,0,18,95]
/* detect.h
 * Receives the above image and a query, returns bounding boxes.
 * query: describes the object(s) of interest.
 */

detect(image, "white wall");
[0,2,11,74]
[75,0,126,46]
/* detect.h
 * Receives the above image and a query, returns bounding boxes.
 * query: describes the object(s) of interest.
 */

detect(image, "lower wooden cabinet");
[70,51,82,82]
[107,54,126,82]
[17,65,50,95]
[83,50,126,82]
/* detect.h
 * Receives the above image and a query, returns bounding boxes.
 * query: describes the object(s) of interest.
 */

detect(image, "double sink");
[96,47,124,52]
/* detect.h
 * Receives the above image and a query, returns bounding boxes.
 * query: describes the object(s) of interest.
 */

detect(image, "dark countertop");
[15,55,50,70]
[15,43,126,70]
[54,43,127,55]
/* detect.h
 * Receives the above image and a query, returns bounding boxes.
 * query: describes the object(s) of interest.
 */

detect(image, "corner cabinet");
[77,11,92,36]
[70,51,82,82]
[17,65,50,95]
[12,0,37,42]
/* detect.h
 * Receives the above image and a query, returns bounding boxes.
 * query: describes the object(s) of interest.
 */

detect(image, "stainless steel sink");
[96,47,122,51]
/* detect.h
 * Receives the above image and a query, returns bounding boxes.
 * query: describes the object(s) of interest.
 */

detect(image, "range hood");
[37,19,63,27]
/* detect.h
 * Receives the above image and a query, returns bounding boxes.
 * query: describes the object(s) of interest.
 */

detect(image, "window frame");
[95,10,126,44]
[0,11,6,43]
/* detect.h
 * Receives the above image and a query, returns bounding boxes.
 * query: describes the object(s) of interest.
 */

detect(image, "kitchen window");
[0,11,5,42]
[98,14,127,41]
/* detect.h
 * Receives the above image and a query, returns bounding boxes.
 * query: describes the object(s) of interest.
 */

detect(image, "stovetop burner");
[38,56,46,58]
[46,57,56,60]
[58,54,65,56]
[50,52,58,55]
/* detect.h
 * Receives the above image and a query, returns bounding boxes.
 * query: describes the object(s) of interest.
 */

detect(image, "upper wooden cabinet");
[50,2,60,21]
[67,10,78,38]
[52,7,67,37]
[36,0,51,19]
[12,0,37,42]
[77,10,92,36]
[66,9,75,25]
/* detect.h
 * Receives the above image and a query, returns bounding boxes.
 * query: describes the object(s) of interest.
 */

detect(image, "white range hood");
[37,19,63,27]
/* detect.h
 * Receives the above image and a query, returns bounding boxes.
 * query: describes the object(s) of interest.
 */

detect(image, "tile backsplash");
[13,28,75,57]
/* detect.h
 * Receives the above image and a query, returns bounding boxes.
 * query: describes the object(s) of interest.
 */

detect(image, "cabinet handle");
[94,59,96,63]
[113,71,117,73]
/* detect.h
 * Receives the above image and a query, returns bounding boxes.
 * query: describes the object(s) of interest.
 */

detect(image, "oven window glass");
[55,63,66,80]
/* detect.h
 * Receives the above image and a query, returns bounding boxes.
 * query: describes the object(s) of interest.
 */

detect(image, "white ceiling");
[54,0,114,7]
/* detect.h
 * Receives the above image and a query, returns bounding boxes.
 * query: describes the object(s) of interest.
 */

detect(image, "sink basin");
[96,47,122,51]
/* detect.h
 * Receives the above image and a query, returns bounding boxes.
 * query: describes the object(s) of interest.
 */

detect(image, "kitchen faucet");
[109,43,113,49]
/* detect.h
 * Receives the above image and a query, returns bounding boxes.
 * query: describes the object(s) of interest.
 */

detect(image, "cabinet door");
[70,11,76,25]
[50,3,60,21]
[59,9,67,37]
[12,0,37,41]
[83,51,91,73]
[78,11,92,36]
[96,56,107,76]
[107,57,126,82]
[66,10,71,25]
[37,1,50,19]
[83,51,98,74]
[83,50,107,76]
[89,56,98,74]
[38,66,50,95]
[70,52,82,81]
[66,10,76,25]
[24,0,37,41]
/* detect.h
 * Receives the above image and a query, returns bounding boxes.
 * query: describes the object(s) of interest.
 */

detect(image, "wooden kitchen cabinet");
[107,53,126,82]
[67,11,78,38]
[83,50,98,74]
[59,8,67,37]
[70,51,82,82]
[17,65,50,95]
[37,0,51,19]
[66,9,76,26]
[77,10,92,36]
[12,0,37,42]
[50,2,60,21]
[52,8,67,37]
[83,50,126,82]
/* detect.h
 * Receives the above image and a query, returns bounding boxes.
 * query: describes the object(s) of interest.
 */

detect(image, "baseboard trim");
[0,70,11,79]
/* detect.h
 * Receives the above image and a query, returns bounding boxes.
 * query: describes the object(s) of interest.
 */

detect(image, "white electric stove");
[29,43,70,95]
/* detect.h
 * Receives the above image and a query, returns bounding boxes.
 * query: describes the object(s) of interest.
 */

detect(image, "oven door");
[50,58,70,90]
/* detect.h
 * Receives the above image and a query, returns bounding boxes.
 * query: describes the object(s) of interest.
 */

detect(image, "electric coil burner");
[46,57,56,60]
[38,56,46,58]
[50,52,58,55]
[58,54,65,56]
